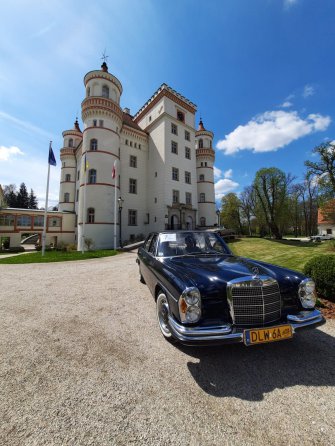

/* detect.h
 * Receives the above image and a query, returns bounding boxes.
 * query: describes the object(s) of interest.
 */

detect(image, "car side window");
[148,235,158,256]
[144,234,153,251]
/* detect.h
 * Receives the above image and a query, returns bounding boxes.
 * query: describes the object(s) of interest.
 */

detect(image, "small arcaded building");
[317,199,335,236]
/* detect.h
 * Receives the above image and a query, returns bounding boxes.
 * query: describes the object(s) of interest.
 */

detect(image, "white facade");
[58,63,217,249]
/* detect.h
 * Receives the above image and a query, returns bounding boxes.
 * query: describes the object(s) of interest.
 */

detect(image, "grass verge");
[229,238,335,272]
[0,250,118,264]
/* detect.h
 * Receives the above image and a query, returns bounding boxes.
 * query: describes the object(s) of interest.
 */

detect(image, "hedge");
[303,255,335,302]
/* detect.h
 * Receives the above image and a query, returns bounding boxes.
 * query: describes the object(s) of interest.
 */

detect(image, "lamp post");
[118,197,124,248]
[216,209,221,227]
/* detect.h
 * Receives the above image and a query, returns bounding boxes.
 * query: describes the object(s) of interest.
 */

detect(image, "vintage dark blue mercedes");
[137,231,325,346]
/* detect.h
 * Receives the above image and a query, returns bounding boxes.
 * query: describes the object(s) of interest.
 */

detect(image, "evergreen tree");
[3,184,17,207]
[28,189,38,209]
[16,183,29,208]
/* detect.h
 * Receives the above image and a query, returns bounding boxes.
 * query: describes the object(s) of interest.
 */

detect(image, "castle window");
[155,172,157,177]
[185,171,191,184]
[199,139,203,148]
[209,140,212,148]
[62,162,66,167]
[129,178,137,194]
[90,139,98,151]
[87,87,90,97]
[186,192,192,205]
[172,167,179,181]
[89,169,97,184]
[99,120,104,127]
[139,144,141,149]
[134,142,137,148]
[154,197,157,203]
[93,120,97,127]
[185,147,191,159]
[185,130,190,141]
[130,155,137,168]
[205,162,207,167]
[64,193,70,203]
[173,190,179,204]
[171,141,178,154]
[149,116,152,122]
[102,85,109,98]
[76,190,79,201]
[50,217,61,227]
[199,174,205,181]
[177,110,185,122]
[68,138,73,147]
[171,123,178,135]
[77,171,80,180]
[65,174,71,182]
[125,139,129,145]
[200,193,205,203]
[130,141,133,147]
[128,209,137,226]
[87,208,95,223]
[200,217,206,226]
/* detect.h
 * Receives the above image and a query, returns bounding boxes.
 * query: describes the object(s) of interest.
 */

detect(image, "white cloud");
[224,168,233,179]
[281,101,293,108]
[216,110,331,155]
[0,111,54,140]
[303,84,315,98]
[0,145,24,161]
[215,178,239,200]
[214,166,222,179]
[1,156,60,207]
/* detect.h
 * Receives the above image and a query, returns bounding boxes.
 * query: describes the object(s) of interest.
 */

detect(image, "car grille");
[228,278,281,326]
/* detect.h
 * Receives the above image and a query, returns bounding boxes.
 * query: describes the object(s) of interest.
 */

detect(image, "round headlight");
[183,287,200,305]
[185,306,201,323]
[299,279,317,309]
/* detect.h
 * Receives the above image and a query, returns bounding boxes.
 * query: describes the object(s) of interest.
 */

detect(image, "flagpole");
[82,156,87,254]
[42,142,52,256]
[113,161,117,250]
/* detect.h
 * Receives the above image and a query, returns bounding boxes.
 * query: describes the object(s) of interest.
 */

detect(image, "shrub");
[327,239,335,252]
[66,243,77,252]
[303,255,335,302]
[56,241,67,252]
[84,237,94,251]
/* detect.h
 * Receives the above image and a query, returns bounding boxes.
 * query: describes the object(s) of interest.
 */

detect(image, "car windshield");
[157,232,231,257]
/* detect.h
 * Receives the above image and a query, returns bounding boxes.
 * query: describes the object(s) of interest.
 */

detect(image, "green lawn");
[229,238,335,272]
[0,249,118,264]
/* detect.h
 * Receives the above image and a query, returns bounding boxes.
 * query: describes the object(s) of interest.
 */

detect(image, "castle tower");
[59,119,82,212]
[78,61,123,250]
[195,119,216,227]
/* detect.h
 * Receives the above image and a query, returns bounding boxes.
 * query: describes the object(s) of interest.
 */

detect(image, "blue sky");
[1,0,334,207]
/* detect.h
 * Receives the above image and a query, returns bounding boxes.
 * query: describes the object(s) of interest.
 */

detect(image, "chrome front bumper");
[168,309,326,345]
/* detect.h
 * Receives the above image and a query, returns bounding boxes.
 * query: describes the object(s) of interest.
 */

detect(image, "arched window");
[65,174,71,182]
[89,169,97,184]
[87,87,90,97]
[64,193,70,202]
[90,139,98,151]
[199,174,205,182]
[68,138,73,147]
[209,140,212,148]
[102,85,109,98]
[200,217,206,226]
[87,208,95,223]
[199,139,203,149]
[200,193,205,202]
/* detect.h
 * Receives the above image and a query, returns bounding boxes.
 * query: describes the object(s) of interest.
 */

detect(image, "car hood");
[165,254,304,298]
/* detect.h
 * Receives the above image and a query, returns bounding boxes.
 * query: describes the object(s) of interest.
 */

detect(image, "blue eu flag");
[48,142,56,166]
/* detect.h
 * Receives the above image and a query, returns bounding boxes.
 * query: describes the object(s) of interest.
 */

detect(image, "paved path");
[1,253,334,445]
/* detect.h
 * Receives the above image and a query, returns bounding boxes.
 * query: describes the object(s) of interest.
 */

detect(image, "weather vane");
[101,50,109,64]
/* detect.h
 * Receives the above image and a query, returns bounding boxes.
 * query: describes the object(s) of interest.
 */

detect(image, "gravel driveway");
[1,252,335,445]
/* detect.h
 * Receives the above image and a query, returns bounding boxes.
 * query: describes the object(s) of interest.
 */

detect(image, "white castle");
[59,61,216,249]
[0,62,217,250]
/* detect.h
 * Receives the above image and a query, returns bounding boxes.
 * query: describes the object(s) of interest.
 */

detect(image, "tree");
[28,189,38,209]
[3,184,17,207]
[253,167,294,239]
[240,186,255,236]
[305,141,335,197]
[220,193,243,234]
[16,183,29,208]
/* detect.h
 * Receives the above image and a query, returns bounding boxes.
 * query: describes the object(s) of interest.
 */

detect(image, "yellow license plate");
[244,324,293,346]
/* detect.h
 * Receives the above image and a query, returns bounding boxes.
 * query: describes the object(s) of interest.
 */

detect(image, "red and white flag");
[112,160,117,179]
